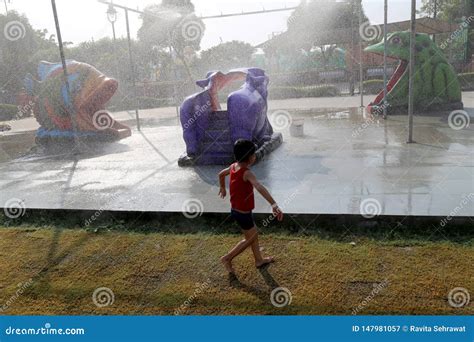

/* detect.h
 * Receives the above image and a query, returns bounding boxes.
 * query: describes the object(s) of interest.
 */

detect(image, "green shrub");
[0,104,18,121]
[458,72,474,91]
[108,96,175,111]
[303,85,340,97]
[268,86,300,99]
[363,79,385,95]
[269,85,340,99]
[138,96,175,109]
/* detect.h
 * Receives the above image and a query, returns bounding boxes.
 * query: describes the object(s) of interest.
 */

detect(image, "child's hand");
[218,187,226,199]
[273,205,283,221]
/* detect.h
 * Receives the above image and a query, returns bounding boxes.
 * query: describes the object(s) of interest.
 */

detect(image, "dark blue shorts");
[231,209,255,230]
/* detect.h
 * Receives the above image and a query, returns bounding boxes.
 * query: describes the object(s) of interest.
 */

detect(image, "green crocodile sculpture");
[365,31,463,115]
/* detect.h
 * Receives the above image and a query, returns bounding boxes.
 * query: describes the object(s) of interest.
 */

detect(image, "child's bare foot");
[220,256,235,274]
[256,256,274,268]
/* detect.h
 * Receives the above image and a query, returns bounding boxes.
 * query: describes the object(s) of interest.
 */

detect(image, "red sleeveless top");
[229,163,255,212]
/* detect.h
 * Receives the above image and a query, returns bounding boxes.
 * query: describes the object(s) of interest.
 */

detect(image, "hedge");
[363,79,385,95]
[269,85,340,100]
[138,96,175,109]
[0,104,18,122]
[108,96,175,111]
[365,73,474,94]
[458,72,474,91]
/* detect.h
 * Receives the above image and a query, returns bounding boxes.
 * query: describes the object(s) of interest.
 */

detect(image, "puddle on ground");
[291,107,366,119]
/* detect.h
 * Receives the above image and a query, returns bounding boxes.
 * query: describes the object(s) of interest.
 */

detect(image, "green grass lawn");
[0,224,472,315]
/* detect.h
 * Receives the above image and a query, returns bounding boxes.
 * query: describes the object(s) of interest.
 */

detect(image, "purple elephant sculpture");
[178,68,282,166]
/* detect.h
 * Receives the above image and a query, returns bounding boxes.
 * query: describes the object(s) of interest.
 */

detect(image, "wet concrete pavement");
[0,94,382,135]
[0,96,473,217]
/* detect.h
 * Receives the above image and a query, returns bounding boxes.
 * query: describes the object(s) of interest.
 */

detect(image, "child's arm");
[218,166,231,198]
[244,171,283,221]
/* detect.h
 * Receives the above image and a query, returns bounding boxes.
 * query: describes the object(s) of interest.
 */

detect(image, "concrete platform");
[1,96,473,217]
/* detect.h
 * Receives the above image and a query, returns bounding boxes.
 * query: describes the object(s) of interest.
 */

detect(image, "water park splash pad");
[25,60,131,145]
[365,31,463,115]
[178,68,283,166]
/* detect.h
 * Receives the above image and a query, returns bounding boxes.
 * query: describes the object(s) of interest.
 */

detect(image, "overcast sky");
[3,0,423,49]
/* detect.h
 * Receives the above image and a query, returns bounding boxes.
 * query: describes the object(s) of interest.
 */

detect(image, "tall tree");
[420,0,472,65]
[419,0,469,21]
[261,0,369,72]
[198,41,255,74]
[137,0,205,80]
[285,0,368,49]
[0,11,57,103]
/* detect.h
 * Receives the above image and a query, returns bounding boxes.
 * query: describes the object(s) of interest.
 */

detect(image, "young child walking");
[218,139,283,274]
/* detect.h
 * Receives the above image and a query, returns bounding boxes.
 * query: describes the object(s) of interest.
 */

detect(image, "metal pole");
[432,0,438,43]
[125,8,141,131]
[407,0,416,143]
[110,22,119,81]
[349,0,355,96]
[167,32,180,117]
[111,21,116,41]
[98,0,297,20]
[382,0,388,118]
[358,0,364,107]
[51,0,79,149]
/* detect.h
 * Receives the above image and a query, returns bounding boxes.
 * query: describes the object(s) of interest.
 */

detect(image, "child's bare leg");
[221,230,257,273]
[248,228,274,267]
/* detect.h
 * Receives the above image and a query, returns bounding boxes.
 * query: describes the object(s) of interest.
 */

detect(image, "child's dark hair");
[234,139,256,163]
